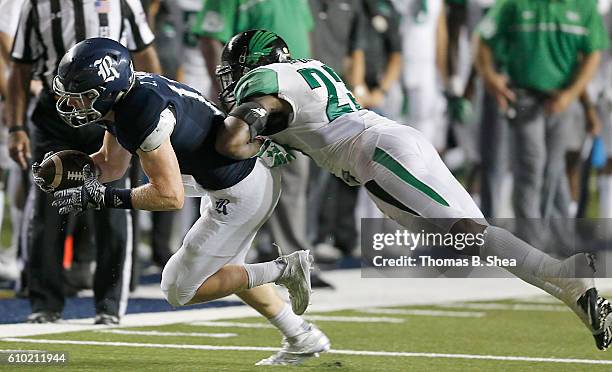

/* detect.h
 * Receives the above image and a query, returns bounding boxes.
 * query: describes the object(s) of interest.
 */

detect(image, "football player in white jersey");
[215,30,612,351]
[176,0,211,97]
[392,0,448,150]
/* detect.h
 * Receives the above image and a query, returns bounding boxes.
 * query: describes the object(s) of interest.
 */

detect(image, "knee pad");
[161,284,183,307]
[161,255,187,307]
[161,258,198,307]
[161,276,196,307]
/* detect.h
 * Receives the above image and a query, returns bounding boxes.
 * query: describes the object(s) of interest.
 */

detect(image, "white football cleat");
[274,246,313,315]
[255,324,331,366]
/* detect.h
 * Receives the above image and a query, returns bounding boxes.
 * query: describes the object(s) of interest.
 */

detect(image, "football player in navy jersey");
[35,38,330,365]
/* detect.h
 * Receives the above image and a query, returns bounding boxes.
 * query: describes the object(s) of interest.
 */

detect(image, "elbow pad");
[228,101,269,141]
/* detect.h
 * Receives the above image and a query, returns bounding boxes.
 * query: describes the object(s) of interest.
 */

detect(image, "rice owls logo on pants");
[215,199,230,215]
[94,55,120,82]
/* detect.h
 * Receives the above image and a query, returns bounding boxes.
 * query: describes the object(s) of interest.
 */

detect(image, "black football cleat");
[26,311,61,324]
[578,288,612,350]
[94,313,120,325]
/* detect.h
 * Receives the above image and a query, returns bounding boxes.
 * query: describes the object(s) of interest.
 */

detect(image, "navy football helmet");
[216,29,290,111]
[53,38,135,127]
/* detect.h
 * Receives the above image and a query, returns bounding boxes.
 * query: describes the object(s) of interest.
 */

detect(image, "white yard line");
[439,303,568,312]
[189,321,273,329]
[3,274,612,338]
[514,296,562,304]
[2,338,612,366]
[0,349,45,353]
[96,330,237,338]
[304,315,404,323]
[359,308,486,318]
[190,315,406,329]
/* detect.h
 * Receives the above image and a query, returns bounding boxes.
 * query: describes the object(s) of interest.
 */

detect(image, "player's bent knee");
[161,284,183,307]
[449,218,487,235]
[160,279,197,307]
[160,254,197,307]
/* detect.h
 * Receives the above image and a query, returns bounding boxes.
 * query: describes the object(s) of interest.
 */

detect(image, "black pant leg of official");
[315,176,337,244]
[92,176,132,317]
[333,179,359,255]
[129,159,141,291]
[151,211,175,267]
[28,95,80,314]
[27,185,68,313]
[92,176,131,317]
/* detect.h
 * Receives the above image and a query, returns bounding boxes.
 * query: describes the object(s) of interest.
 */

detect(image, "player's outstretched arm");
[131,137,184,211]
[215,115,263,160]
[216,95,289,159]
[52,138,183,214]
[90,131,132,183]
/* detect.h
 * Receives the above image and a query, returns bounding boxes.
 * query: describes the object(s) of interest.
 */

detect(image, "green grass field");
[2,297,612,371]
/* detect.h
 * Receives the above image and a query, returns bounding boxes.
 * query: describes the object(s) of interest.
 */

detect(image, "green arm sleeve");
[476,0,512,47]
[234,68,280,105]
[582,1,609,53]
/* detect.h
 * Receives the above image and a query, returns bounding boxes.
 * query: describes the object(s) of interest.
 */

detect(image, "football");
[35,150,95,191]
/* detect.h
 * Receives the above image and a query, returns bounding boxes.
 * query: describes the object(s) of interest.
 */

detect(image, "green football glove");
[256,139,296,168]
[446,94,474,125]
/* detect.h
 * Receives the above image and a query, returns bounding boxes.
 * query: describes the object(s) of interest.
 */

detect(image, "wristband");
[353,85,367,97]
[8,126,27,134]
[104,187,133,209]
[228,101,269,141]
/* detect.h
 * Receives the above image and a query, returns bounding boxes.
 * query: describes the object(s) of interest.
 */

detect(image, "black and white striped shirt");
[11,0,154,89]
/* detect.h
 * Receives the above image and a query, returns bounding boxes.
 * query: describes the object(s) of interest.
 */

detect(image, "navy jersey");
[108,72,256,190]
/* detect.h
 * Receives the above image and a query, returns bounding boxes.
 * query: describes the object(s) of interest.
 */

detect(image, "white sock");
[243,260,286,289]
[268,303,309,338]
[568,200,578,218]
[599,175,612,218]
[483,226,595,327]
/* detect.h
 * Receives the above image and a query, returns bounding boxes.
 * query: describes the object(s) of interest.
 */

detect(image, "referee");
[3,0,161,324]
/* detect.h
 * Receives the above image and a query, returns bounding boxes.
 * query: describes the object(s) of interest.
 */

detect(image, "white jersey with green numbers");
[234,59,368,182]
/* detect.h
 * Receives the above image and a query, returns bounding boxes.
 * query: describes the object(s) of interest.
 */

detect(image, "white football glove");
[52,164,106,214]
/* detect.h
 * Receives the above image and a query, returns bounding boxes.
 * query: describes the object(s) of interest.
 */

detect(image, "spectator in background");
[170,0,214,254]
[349,0,402,118]
[476,0,608,248]
[392,0,448,151]
[176,0,212,97]
[594,0,612,220]
[351,0,402,222]
[0,0,26,284]
[3,0,161,324]
[452,0,514,218]
[145,0,182,269]
[308,0,363,266]
[194,0,316,269]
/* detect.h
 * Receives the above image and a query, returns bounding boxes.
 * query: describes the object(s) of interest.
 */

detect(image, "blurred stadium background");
[3,0,612,370]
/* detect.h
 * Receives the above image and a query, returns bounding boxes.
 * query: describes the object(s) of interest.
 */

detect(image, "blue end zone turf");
[0,297,244,324]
